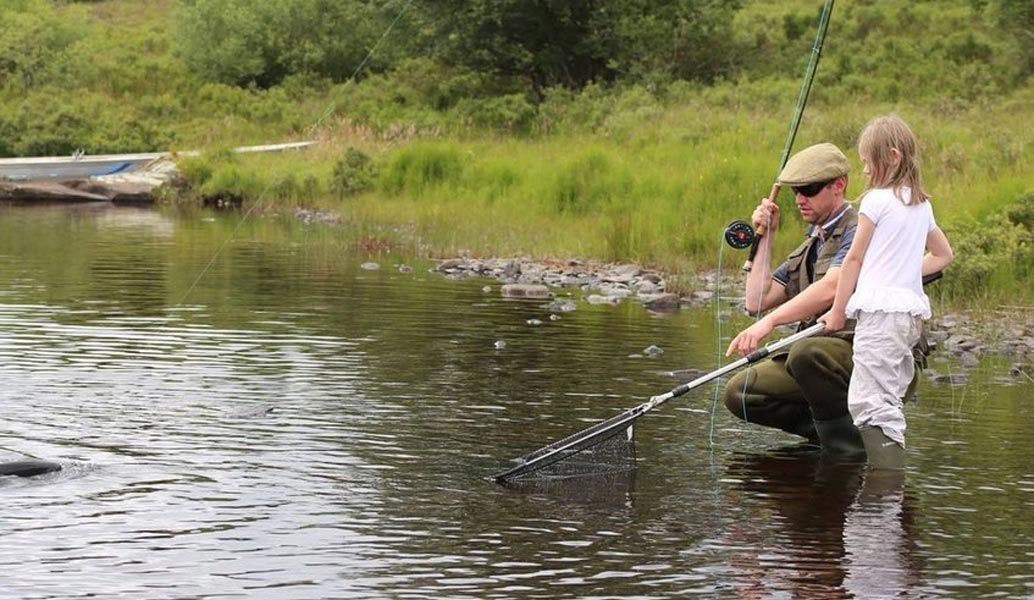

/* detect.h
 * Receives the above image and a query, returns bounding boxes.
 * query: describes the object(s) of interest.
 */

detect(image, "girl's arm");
[922,226,954,275]
[820,214,875,331]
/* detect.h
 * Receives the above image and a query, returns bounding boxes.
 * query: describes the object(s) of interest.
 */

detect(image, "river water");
[0,204,1030,598]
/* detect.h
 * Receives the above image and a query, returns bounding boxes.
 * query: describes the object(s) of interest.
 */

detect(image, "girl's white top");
[846,187,936,319]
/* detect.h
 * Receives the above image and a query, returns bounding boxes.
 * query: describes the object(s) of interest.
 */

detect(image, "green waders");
[723,336,866,460]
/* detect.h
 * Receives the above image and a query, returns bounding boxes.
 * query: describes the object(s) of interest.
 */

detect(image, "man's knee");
[723,370,750,419]
[785,338,850,380]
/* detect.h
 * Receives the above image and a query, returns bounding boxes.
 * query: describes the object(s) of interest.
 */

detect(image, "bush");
[379,144,463,195]
[331,147,376,198]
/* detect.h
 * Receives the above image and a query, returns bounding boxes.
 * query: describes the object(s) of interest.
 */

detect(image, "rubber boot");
[814,414,867,461]
[860,426,905,470]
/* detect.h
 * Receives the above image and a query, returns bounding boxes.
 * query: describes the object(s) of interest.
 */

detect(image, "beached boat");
[0,141,316,182]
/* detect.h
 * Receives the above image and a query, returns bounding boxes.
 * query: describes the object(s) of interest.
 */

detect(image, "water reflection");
[724,450,920,598]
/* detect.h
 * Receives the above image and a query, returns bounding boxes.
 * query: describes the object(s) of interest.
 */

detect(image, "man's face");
[794,178,841,224]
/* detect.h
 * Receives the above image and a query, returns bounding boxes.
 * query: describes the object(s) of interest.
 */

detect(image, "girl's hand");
[818,310,845,333]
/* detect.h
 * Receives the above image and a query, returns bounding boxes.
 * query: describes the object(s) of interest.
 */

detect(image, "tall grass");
[172,79,1032,308]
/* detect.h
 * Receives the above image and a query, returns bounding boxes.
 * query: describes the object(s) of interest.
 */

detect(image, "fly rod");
[743,0,835,272]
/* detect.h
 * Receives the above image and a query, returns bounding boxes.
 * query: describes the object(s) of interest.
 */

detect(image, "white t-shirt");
[845,187,936,319]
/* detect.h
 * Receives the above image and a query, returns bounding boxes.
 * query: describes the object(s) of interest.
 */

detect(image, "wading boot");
[814,414,866,462]
[860,426,905,470]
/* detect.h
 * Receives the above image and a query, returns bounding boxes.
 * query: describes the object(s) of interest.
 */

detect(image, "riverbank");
[430,255,1033,384]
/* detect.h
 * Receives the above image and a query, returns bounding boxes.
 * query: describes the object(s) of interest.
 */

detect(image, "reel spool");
[724,220,756,250]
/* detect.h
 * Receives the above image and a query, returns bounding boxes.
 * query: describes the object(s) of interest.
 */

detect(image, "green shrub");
[379,144,463,195]
[331,147,376,198]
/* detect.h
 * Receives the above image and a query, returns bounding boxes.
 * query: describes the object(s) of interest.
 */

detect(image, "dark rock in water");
[926,370,969,385]
[643,345,664,357]
[641,292,680,310]
[0,460,62,477]
[398,264,413,273]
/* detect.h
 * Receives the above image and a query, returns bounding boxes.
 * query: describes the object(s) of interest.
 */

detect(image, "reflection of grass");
[169,84,1033,306]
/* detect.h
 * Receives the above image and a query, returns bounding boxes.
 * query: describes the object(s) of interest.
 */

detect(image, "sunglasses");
[791,179,832,197]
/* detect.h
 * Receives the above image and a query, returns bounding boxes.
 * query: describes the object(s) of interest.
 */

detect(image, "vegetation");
[0,0,1030,305]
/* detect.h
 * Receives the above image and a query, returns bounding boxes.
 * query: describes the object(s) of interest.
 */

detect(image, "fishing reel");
[723,220,757,250]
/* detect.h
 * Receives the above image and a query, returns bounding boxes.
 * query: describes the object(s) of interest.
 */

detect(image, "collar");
[807,203,850,241]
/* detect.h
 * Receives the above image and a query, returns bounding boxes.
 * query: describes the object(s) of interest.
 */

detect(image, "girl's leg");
[848,312,922,447]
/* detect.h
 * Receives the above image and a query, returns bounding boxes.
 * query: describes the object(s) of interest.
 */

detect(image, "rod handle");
[742,182,782,271]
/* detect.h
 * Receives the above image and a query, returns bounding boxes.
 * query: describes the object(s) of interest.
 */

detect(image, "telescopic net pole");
[493,324,825,482]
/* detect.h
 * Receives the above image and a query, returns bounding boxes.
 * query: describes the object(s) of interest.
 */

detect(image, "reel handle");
[742,182,782,271]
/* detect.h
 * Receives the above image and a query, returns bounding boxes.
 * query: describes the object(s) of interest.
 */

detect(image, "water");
[0,204,1030,598]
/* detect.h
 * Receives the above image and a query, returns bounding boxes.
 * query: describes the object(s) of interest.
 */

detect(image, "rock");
[437,259,463,272]
[643,345,664,357]
[501,284,551,299]
[958,352,980,368]
[601,264,641,284]
[494,340,507,350]
[692,291,714,301]
[586,294,621,305]
[360,262,380,271]
[482,286,492,294]
[398,264,413,273]
[526,318,543,326]
[549,314,562,321]
[544,299,577,313]
[926,370,969,385]
[641,292,680,310]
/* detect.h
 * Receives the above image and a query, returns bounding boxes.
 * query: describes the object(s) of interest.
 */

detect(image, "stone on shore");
[501,283,551,299]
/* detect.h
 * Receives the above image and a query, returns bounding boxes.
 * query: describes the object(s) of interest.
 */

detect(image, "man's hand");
[818,309,845,333]
[752,197,781,232]
[726,317,775,357]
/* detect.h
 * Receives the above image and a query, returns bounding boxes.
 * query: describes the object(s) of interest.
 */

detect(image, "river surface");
[0,204,1031,599]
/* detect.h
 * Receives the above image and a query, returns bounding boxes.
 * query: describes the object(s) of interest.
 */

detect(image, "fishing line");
[309,0,417,134]
[178,0,416,304]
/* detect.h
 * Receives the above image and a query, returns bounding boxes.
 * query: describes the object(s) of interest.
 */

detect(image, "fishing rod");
[728,0,835,270]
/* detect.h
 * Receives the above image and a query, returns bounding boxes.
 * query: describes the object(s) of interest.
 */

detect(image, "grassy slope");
[51,1,1034,304]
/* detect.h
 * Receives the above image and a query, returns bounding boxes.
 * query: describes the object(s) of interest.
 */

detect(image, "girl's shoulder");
[858,187,896,208]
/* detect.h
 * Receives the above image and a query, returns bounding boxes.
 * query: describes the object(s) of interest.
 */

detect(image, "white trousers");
[849,311,922,447]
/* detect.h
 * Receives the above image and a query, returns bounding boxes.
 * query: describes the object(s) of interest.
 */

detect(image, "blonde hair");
[857,114,929,204]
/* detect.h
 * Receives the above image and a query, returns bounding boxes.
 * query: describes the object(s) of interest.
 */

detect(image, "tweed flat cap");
[777,142,850,185]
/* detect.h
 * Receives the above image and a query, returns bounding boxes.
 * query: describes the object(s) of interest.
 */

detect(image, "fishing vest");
[782,205,857,309]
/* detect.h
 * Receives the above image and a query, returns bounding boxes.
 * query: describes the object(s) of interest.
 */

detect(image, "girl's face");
[859,149,873,179]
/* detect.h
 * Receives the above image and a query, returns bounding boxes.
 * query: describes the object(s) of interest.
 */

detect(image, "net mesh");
[495,420,637,482]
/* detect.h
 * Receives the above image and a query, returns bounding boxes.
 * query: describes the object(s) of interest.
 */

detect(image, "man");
[723,142,866,457]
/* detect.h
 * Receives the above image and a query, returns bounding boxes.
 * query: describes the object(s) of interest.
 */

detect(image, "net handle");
[493,323,825,481]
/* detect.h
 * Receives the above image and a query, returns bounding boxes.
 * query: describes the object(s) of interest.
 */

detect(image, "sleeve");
[831,223,856,267]
[927,201,937,232]
[772,259,790,287]
[857,190,888,225]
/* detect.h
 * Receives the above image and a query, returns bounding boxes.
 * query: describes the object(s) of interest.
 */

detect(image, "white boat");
[0,141,316,181]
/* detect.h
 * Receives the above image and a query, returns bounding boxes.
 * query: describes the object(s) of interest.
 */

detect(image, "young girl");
[820,115,954,469]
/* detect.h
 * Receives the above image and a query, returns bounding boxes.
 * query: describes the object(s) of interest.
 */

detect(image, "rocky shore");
[432,256,1033,385]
